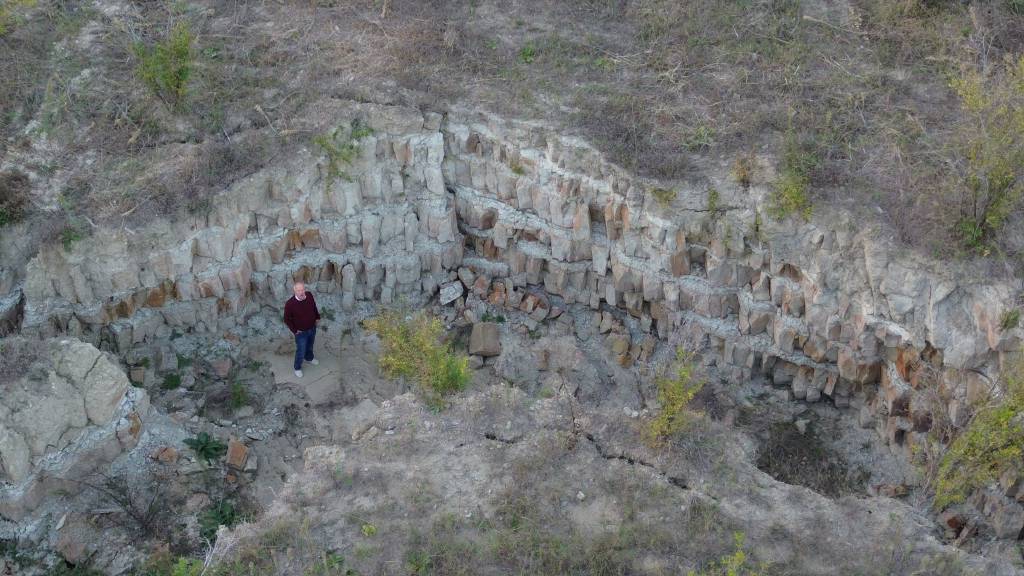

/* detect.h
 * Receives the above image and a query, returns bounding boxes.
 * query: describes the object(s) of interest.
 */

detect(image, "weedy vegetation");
[184,431,227,464]
[934,355,1024,509]
[134,21,195,108]
[645,348,704,447]
[364,309,470,409]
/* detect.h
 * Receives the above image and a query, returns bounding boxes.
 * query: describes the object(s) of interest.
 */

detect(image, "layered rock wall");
[5,102,1024,530]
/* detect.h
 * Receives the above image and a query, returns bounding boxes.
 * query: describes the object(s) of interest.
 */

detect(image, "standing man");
[283,281,321,378]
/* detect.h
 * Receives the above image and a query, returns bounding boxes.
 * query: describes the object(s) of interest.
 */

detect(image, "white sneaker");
[294,369,303,378]
[309,359,319,366]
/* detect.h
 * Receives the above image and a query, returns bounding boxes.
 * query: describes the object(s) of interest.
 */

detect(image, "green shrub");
[230,380,249,410]
[480,311,505,323]
[161,372,181,390]
[199,500,240,542]
[683,122,716,151]
[949,55,1024,251]
[645,347,704,446]
[687,532,766,576]
[364,310,470,409]
[518,43,537,64]
[1002,309,1021,331]
[314,119,373,190]
[134,21,195,107]
[184,431,227,464]
[770,129,817,221]
[651,187,677,208]
[60,226,84,251]
[707,187,720,214]
[934,358,1024,509]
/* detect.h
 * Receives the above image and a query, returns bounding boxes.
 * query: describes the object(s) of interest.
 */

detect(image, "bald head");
[293,282,306,299]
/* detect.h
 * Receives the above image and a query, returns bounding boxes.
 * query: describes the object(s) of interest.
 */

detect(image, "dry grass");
[0,336,46,386]
[4,0,1024,268]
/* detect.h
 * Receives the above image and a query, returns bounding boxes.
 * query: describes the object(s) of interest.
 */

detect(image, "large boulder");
[0,337,148,520]
[469,322,501,357]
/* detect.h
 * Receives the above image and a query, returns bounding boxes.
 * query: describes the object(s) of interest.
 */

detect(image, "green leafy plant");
[305,552,359,576]
[707,187,720,214]
[949,55,1024,251]
[934,358,1024,509]
[480,311,505,323]
[645,347,704,446]
[199,500,239,542]
[161,372,182,390]
[360,523,377,537]
[1002,309,1021,331]
[314,119,373,190]
[518,43,537,64]
[651,187,677,208]
[683,122,716,151]
[230,380,249,410]
[60,226,84,251]
[134,21,195,107]
[687,532,767,576]
[364,310,470,409]
[184,431,227,464]
[770,129,817,221]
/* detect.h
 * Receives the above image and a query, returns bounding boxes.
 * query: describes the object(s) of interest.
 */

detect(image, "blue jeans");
[294,326,316,370]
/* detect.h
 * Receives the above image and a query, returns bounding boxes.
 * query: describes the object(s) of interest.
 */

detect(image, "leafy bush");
[199,500,239,541]
[60,226,84,251]
[518,43,537,64]
[934,358,1024,509]
[230,380,249,410]
[683,122,715,152]
[161,372,181,390]
[769,130,816,221]
[687,532,766,576]
[480,311,505,323]
[314,119,373,189]
[651,187,677,208]
[364,310,470,408]
[1002,309,1021,330]
[184,432,227,464]
[948,55,1024,251]
[134,21,195,107]
[646,348,704,446]
[707,187,720,214]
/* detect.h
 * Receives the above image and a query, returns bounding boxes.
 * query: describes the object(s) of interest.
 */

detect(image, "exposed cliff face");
[4,101,1023,532]
[0,338,149,521]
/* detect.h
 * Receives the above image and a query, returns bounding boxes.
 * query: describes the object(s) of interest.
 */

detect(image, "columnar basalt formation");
[5,103,1024,533]
[0,338,149,521]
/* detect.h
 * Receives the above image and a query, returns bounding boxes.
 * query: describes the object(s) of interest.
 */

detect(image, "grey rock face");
[4,102,1023,534]
[0,338,147,520]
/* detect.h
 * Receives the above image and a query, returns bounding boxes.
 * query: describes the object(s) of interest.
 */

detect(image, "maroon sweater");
[283,293,320,334]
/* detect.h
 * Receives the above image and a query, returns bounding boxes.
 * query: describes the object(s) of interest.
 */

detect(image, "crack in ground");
[483,432,519,444]
[583,433,689,490]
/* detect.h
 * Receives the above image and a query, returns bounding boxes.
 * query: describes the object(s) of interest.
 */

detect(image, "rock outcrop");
[3,101,1022,533]
[0,338,149,520]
